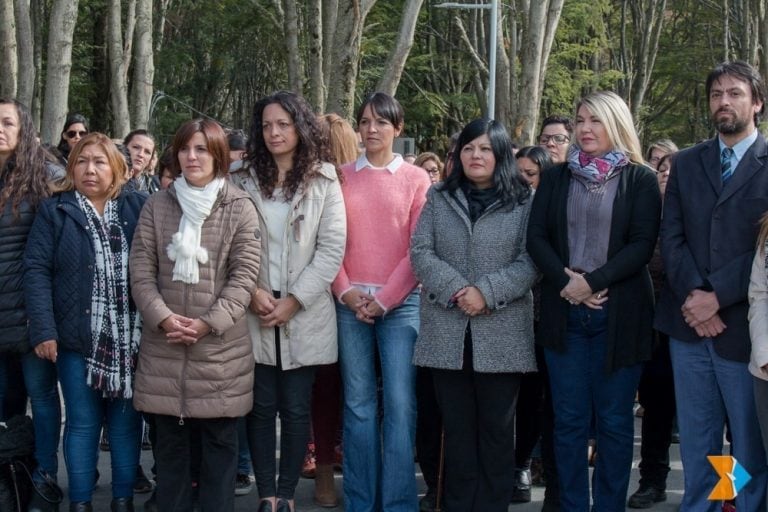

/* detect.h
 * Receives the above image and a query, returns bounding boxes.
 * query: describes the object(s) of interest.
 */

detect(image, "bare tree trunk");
[758,0,768,81]
[322,0,338,85]
[308,0,324,111]
[376,0,424,96]
[283,0,303,92]
[130,0,153,129]
[514,0,564,145]
[0,0,18,98]
[630,0,666,122]
[14,0,34,106]
[723,0,730,61]
[155,0,172,52]
[107,0,132,137]
[496,4,512,129]
[31,0,44,127]
[325,0,376,118]
[41,0,79,144]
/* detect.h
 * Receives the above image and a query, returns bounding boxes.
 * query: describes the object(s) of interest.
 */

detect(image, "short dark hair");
[706,61,766,124]
[539,115,573,136]
[171,119,230,178]
[227,129,247,151]
[57,112,90,153]
[440,118,531,206]
[355,92,404,129]
[515,145,553,172]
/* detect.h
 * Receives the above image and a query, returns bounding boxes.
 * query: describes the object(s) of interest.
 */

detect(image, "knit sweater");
[332,159,431,311]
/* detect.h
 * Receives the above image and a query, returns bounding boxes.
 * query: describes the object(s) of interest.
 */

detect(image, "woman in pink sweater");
[332,92,431,511]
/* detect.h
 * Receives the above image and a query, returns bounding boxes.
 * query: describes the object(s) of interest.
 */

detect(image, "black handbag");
[0,415,63,512]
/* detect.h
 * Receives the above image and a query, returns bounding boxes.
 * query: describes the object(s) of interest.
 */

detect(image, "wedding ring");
[596,293,602,299]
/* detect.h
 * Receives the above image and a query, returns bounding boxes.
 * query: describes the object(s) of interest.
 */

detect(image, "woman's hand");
[456,287,488,316]
[341,289,375,315]
[582,288,609,310]
[161,314,208,345]
[357,300,385,324]
[260,295,302,327]
[560,268,594,304]
[251,289,277,315]
[34,340,58,362]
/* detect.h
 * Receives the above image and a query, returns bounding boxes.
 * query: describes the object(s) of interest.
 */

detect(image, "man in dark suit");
[656,61,768,511]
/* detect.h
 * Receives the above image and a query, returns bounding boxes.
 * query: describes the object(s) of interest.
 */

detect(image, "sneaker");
[627,486,667,509]
[510,468,532,503]
[234,473,253,496]
[134,465,155,494]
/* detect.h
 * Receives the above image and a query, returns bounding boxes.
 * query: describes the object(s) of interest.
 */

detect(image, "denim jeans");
[670,338,767,512]
[57,349,140,502]
[236,417,252,475]
[22,351,61,482]
[337,292,419,512]
[544,305,642,511]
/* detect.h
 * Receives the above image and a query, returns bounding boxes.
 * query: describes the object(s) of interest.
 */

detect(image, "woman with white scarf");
[130,119,261,512]
[24,133,147,512]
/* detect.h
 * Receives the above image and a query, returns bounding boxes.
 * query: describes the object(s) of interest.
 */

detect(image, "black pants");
[416,365,442,493]
[247,326,316,499]
[637,333,676,489]
[154,414,238,512]
[432,362,521,512]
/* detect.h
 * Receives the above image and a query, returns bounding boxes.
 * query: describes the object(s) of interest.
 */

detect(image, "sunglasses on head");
[66,130,87,138]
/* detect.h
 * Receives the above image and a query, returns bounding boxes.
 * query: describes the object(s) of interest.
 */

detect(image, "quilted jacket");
[23,190,147,353]
[0,162,64,353]
[130,181,260,420]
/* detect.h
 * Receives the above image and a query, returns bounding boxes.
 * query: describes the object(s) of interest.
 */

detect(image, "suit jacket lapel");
[700,138,723,195]
[717,134,768,206]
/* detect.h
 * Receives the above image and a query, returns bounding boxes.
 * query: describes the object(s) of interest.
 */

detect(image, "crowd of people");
[1,59,768,512]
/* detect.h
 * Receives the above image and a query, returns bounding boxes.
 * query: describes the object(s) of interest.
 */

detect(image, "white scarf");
[167,177,225,284]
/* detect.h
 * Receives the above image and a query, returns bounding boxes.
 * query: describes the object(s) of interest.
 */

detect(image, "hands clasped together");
[342,288,385,324]
[559,268,609,310]
[450,286,489,317]
[161,314,211,345]
[251,289,301,328]
[681,289,725,338]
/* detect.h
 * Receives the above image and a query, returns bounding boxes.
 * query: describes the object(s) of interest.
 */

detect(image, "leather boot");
[313,463,338,508]
[110,497,134,512]
[69,503,92,512]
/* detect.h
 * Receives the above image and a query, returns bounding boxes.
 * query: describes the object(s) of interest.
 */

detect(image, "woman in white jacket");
[229,91,346,512]
[748,215,768,460]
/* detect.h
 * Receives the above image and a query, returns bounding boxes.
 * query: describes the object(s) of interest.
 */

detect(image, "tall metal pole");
[488,0,498,119]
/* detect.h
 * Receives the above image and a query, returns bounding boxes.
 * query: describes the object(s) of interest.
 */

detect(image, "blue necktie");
[721,147,734,183]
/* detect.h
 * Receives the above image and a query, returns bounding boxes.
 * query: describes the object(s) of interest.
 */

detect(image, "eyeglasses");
[424,167,440,175]
[538,134,570,145]
[66,130,88,138]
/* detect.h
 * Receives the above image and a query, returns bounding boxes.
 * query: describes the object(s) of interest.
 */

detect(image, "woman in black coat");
[527,91,661,511]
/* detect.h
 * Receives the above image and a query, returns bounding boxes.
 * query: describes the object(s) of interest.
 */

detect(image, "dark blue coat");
[24,190,147,354]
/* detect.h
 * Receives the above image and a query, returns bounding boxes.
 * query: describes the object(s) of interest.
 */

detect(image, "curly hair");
[245,91,331,200]
[0,98,56,215]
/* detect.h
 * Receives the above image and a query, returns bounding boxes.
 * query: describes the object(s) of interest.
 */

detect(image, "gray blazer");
[411,186,538,373]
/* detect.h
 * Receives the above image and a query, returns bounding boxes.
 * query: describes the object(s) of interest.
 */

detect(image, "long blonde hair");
[576,91,644,164]
[318,113,358,167]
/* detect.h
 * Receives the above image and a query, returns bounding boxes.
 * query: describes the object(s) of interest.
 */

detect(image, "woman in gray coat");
[411,118,538,512]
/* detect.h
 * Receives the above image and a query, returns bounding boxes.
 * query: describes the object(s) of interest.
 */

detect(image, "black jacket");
[24,190,147,354]
[527,162,662,372]
[655,134,768,362]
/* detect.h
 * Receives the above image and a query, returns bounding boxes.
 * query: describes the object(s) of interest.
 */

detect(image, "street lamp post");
[435,0,498,119]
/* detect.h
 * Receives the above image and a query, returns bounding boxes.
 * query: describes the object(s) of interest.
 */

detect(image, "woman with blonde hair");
[25,133,147,512]
[527,90,661,510]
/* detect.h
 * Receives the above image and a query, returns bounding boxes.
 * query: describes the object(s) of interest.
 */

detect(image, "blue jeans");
[670,338,768,512]
[237,417,252,475]
[544,305,642,511]
[22,351,61,482]
[57,349,140,502]
[337,292,419,512]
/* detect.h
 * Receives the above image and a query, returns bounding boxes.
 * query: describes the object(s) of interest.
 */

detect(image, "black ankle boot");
[110,497,134,512]
[69,503,92,512]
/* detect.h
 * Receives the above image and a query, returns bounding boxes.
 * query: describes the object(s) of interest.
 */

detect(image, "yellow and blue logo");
[708,456,752,500]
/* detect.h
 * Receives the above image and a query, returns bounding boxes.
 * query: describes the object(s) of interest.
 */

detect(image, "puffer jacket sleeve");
[130,195,175,331]
[289,178,346,309]
[410,188,470,306]
[24,200,59,346]
[199,198,261,335]
[474,200,538,310]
